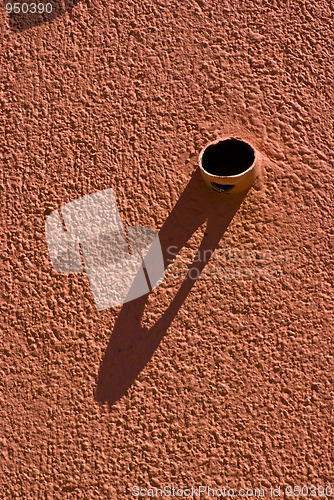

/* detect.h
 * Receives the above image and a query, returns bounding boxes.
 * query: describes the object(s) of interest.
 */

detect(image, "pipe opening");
[201,139,255,176]
[211,183,235,193]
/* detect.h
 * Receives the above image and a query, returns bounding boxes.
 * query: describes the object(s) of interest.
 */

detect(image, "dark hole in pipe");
[211,183,235,193]
[201,139,255,176]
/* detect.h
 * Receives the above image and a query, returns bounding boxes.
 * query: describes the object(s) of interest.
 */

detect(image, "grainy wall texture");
[0,0,333,498]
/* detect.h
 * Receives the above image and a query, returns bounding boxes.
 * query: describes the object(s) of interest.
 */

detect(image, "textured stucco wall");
[0,0,333,498]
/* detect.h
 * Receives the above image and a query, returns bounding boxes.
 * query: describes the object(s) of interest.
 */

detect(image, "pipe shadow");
[95,168,250,405]
[4,0,81,32]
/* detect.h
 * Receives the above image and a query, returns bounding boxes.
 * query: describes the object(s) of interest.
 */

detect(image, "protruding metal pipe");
[199,137,259,194]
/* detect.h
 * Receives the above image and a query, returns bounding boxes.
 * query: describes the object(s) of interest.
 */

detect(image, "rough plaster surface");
[0,0,333,498]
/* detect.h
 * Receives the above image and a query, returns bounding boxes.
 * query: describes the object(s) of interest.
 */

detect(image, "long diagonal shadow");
[95,168,250,405]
